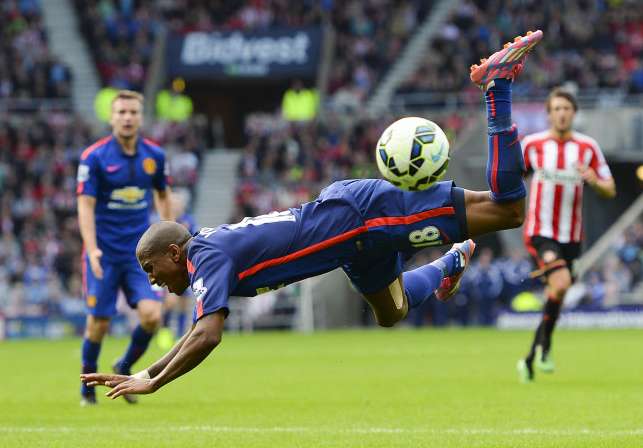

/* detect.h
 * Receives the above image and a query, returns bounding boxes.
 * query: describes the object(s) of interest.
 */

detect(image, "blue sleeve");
[76,151,99,197]
[153,151,169,191]
[190,248,236,323]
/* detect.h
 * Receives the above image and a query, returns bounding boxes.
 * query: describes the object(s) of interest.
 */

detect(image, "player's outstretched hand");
[80,373,129,387]
[105,377,157,399]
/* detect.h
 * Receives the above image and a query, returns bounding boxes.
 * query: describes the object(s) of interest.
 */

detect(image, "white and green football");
[375,117,450,191]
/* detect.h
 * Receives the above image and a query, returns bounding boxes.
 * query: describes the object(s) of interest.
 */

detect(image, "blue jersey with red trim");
[187,179,466,322]
[77,136,169,261]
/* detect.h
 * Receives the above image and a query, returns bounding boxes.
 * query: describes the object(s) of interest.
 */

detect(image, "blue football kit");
[187,179,468,323]
[77,135,169,316]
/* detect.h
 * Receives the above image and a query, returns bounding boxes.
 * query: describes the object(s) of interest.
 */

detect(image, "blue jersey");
[187,179,467,322]
[77,135,169,261]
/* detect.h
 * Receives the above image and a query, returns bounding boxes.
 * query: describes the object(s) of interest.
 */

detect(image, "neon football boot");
[470,30,543,90]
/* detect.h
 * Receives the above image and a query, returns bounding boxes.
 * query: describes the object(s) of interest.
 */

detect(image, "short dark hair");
[546,88,578,112]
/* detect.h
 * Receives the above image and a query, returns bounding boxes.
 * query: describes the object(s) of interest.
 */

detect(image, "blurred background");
[0,0,641,339]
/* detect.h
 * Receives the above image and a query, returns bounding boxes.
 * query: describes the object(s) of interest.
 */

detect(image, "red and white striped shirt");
[522,131,612,244]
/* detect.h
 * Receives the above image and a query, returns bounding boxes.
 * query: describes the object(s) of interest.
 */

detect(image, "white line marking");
[1,426,642,436]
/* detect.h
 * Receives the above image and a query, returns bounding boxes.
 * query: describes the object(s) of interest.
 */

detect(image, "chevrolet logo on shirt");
[110,186,146,203]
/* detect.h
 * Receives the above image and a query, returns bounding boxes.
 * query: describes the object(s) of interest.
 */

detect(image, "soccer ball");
[375,117,450,191]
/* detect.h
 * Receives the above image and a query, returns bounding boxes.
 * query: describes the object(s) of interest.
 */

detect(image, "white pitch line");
[1,426,642,437]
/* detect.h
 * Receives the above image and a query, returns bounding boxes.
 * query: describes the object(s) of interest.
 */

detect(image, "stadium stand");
[0,111,208,324]
[396,0,643,104]
[73,0,157,90]
[327,0,431,102]
[0,1,72,101]
[1,0,640,334]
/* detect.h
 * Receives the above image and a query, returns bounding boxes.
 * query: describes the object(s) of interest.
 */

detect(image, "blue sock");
[117,325,154,374]
[163,310,172,328]
[403,252,457,309]
[484,78,527,202]
[485,78,513,134]
[176,312,187,336]
[486,126,527,202]
[81,338,101,396]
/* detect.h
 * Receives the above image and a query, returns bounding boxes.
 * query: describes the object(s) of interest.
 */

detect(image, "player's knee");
[375,306,407,328]
[550,281,571,301]
[85,317,110,341]
[548,271,572,300]
[139,307,162,331]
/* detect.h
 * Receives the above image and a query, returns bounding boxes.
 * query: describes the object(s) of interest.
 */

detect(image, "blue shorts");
[338,180,467,294]
[82,256,159,317]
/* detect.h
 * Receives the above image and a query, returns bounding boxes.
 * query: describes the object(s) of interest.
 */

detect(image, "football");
[375,117,450,191]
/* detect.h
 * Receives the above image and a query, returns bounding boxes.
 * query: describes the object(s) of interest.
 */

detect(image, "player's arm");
[80,325,193,388]
[81,321,197,389]
[78,194,104,278]
[143,311,223,390]
[578,142,616,199]
[145,323,194,378]
[77,152,104,277]
[86,311,224,398]
[154,186,174,220]
[577,166,616,198]
[153,152,174,220]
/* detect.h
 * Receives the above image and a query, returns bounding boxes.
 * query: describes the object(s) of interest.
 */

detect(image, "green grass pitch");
[1,328,641,447]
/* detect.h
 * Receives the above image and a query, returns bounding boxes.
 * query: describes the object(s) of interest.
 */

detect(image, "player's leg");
[520,237,574,380]
[80,257,119,405]
[524,271,569,373]
[161,289,177,329]
[361,274,409,327]
[158,288,177,349]
[539,268,572,363]
[465,31,544,236]
[114,260,162,403]
[176,294,190,336]
[347,241,475,327]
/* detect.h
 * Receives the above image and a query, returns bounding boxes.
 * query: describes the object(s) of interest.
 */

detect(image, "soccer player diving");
[82,31,543,399]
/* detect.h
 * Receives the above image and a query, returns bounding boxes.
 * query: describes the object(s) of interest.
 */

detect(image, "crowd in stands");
[326,0,431,110]
[75,0,433,111]
[581,219,643,309]
[0,108,208,325]
[397,0,643,104]
[74,0,158,91]
[0,1,72,101]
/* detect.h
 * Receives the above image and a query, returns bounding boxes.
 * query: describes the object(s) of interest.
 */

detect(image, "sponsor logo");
[77,165,90,182]
[181,32,311,67]
[142,157,157,175]
[110,186,146,204]
[534,169,582,185]
[106,164,121,173]
[192,277,208,300]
